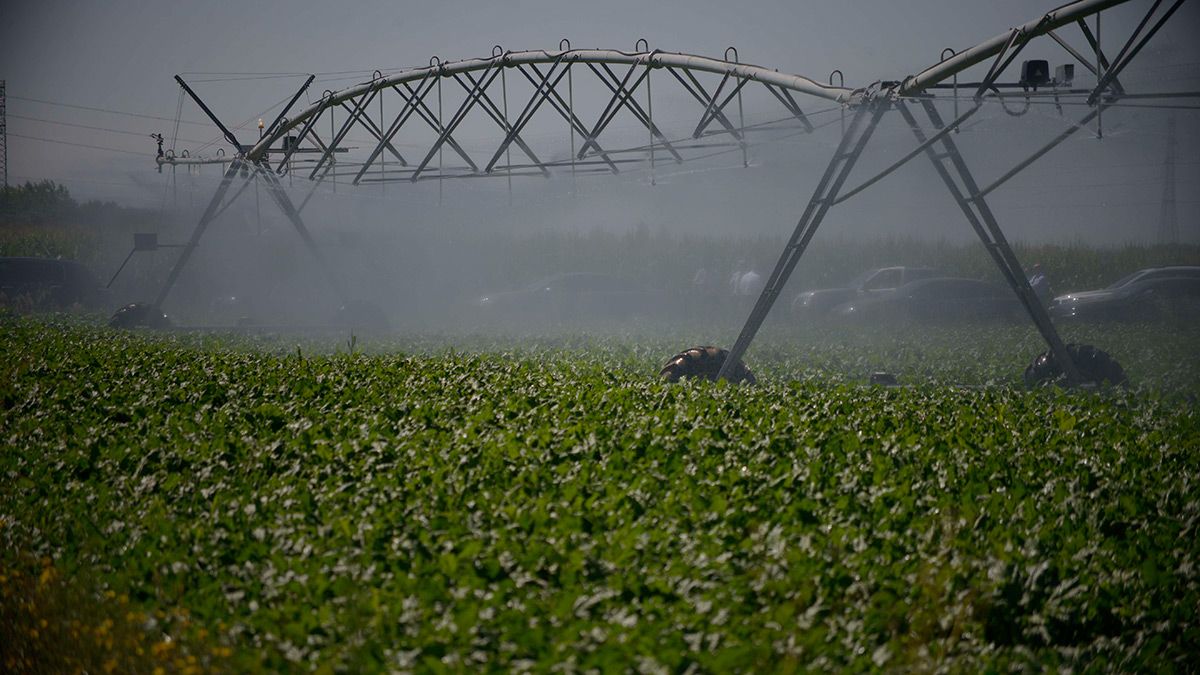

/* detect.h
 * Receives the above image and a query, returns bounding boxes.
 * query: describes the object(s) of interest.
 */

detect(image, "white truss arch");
[249,48,858,163]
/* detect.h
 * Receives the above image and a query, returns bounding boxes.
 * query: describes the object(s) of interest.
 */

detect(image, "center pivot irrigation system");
[137,0,1193,386]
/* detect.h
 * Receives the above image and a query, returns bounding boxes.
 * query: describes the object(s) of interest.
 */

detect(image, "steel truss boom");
[216,51,843,187]
[249,49,855,162]
[150,0,1187,389]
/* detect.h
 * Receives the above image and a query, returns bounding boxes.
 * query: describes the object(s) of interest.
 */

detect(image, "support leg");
[153,160,245,308]
[256,167,349,305]
[718,101,888,380]
[904,98,1084,385]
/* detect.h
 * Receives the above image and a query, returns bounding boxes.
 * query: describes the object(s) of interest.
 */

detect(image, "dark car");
[0,257,108,310]
[792,266,939,317]
[834,277,1023,324]
[1049,267,1200,322]
[477,272,666,322]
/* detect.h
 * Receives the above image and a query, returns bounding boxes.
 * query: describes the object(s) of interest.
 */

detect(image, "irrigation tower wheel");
[1023,343,1127,388]
[660,346,756,385]
[108,302,172,329]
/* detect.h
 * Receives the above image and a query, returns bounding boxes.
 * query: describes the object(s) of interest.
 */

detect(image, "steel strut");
[386,79,478,175]
[257,166,350,305]
[485,56,570,173]
[693,77,750,139]
[666,67,743,139]
[577,63,648,159]
[717,100,888,381]
[902,98,1085,385]
[351,76,438,185]
[153,160,247,308]
[339,99,407,166]
[518,64,621,173]
[407,65,500,181]
[274,104,326,173]
[457,69,550,174]
[174,76,243,152]
[309,88,379,180]
[590,63,684,163]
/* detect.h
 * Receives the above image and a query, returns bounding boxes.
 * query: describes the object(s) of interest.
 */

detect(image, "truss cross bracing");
[150,0,1194,384]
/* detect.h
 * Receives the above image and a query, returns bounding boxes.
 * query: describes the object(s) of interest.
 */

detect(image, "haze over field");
[3,0,1200,331]
[2,0,1198,248]
[5,4,1200,671]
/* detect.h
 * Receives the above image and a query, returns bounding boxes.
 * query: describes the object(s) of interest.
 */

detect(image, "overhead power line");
[8,113,210,145]
[8,132,148,156]
[9,95,212,127]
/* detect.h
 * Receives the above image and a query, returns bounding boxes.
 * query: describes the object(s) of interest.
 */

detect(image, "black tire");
[108,303,171,329]
[659,346,756,385]
[1023,343,1127,388]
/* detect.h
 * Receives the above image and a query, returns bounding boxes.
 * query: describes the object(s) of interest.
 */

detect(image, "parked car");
[834,277,1023,324]
[1049,266,1200,322]
[477,273,667,322]
[0,257,109,310]
[792,266,939,317]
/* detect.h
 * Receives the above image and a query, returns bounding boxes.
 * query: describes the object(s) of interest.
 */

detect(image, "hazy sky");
[3,0,1198,243]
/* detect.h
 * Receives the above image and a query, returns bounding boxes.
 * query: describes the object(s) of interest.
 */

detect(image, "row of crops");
[2,316,1198,671]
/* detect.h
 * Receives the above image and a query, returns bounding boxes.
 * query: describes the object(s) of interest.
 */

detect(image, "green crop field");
[2,316,1199,672]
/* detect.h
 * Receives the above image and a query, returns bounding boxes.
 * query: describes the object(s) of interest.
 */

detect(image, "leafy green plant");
[1,317,1197,671]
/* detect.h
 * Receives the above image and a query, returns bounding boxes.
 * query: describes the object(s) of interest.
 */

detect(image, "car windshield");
[1107,271,1146,289]
[863,269,904,291]
[846,270,879,289]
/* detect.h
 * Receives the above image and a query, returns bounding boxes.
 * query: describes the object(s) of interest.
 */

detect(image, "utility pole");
[0,80,8,188]
[1158,113,1177,244]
